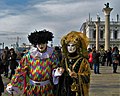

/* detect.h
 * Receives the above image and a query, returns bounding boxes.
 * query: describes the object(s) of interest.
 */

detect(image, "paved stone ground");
[1,65,120,96]
[89,66,120,96]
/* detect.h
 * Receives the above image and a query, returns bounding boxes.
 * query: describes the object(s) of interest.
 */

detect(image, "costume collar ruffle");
[29,46,53,59]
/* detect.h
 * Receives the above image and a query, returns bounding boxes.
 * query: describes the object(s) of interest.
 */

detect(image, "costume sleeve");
[78,58,91,84]
[51,50,60,70]
[77,58,90,96]
[9,55,29,90]
[51,50,60,85]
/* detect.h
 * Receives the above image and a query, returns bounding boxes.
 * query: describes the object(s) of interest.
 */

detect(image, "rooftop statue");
[104,2,109,8]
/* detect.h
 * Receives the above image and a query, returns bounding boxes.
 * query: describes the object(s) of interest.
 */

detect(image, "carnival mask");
[67,43,76,53]
[37,43,47,52]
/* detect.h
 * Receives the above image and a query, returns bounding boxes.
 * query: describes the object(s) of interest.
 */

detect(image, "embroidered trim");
[65,57,82,72]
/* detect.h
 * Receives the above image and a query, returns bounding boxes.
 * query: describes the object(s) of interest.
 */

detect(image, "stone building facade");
[80,15,120,50]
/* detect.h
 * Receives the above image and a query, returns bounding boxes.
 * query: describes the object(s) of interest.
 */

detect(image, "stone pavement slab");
[89,66,120,96]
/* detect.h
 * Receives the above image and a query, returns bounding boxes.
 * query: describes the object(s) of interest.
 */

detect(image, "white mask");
[67,43,76,53]
[37,43,47,52]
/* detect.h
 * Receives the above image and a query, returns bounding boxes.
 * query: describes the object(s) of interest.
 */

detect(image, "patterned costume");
[57,31,91,96]
[6,30,60,96]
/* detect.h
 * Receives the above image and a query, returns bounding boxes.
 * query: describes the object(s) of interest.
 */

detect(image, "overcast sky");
[0,0,119,48]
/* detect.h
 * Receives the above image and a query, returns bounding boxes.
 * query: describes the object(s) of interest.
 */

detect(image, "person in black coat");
[1,46,10,78]
[112,47,119,73]
[0,58,4,96]
[9,48,18,80]
[92,48,100,74]
[0,76,4,96]
[106,49,112,66]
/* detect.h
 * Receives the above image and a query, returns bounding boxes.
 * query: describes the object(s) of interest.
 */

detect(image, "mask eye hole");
[67,44,70,46]
[71,44,75,47]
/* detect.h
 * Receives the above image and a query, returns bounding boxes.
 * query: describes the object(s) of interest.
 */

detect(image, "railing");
[89,38,120,42]
[110,39,120,41]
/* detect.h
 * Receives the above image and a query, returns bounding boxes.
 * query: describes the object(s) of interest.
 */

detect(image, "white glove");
[52,69,59,85]
[52,67,64,85]
[54,68,63,77]
[6,84,18,94]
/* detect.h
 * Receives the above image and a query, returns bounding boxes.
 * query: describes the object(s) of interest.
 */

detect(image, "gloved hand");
[54,67,64,77]
[6,84,18,94]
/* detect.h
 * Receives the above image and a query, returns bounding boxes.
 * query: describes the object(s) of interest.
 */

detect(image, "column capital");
[94,15,100,26]
[94,21,99,26]
[102,8,113,16]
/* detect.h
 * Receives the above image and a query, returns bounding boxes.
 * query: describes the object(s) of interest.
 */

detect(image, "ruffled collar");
[29,46,53,59]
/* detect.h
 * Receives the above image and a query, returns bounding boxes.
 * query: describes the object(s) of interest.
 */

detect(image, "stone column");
[95,16,100,51]
[102,3,113,50]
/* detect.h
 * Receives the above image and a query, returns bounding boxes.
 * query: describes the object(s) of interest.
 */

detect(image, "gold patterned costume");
[57,31,91,96]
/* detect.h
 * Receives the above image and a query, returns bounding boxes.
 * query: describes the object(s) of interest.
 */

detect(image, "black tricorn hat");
[28,29,54,46]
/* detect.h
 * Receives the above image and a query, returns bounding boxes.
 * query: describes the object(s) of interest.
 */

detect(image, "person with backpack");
[112,46,119,73]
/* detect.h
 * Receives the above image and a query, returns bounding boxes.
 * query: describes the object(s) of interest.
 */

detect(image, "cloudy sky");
[0,0,119,48]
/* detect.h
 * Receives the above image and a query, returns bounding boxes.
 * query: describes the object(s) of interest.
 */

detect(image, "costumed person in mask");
[57,31,91,96]
[6,29,61,96]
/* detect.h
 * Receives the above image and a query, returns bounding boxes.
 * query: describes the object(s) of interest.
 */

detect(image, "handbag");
[113,60,119,64]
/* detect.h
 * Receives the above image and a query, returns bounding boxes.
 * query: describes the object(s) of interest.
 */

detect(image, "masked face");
[37,43,47,52]
[67,43,76,53]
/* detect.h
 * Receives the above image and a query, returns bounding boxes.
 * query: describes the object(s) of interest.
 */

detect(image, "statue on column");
[104,3,109,8]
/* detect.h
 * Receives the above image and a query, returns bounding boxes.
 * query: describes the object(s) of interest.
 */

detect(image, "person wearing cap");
[6,29,62,96]
[57,31,91,96]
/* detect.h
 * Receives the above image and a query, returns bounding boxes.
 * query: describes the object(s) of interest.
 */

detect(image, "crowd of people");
[0,46,26,95]
[88,46,120,74]
[0,29,119,96]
